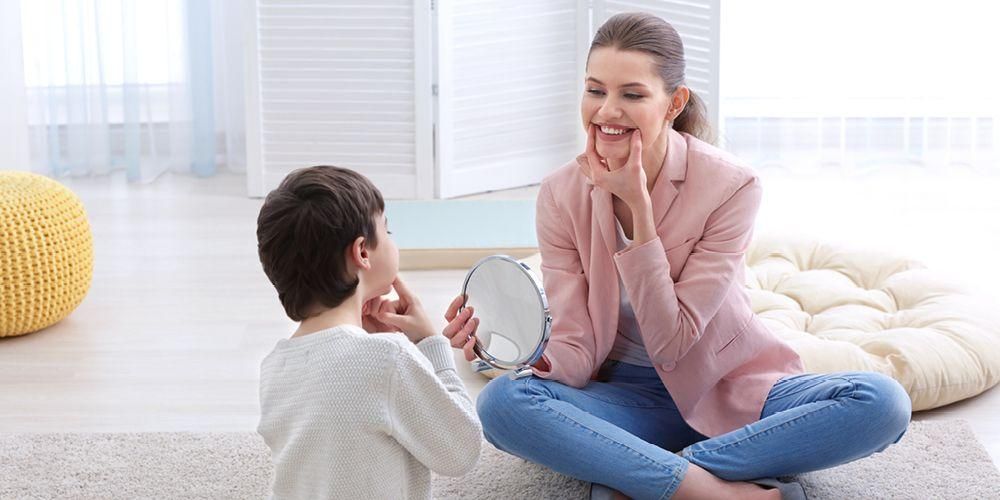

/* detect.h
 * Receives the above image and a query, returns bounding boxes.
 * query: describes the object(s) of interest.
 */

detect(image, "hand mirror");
[461,255,551,379]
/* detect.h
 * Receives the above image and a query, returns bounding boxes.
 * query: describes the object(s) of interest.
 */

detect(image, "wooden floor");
[1,171,998,466]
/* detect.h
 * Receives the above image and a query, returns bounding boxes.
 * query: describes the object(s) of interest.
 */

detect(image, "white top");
[608,218,655,367]
[257,325,482,499]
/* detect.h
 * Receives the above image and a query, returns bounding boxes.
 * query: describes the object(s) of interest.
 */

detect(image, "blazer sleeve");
[528,180,598,388]
[614,174,762,367]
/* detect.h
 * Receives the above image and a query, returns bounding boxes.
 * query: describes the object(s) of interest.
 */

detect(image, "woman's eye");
[624,93,643,100]
[586,88,605,96]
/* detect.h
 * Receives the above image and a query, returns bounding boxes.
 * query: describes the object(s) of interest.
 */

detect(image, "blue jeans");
[477,359,911,500]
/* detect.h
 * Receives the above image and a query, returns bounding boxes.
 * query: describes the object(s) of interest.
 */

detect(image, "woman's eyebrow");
[586,77,647,89]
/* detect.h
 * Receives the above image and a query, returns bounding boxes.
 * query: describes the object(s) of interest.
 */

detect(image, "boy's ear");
[350,235,372,271]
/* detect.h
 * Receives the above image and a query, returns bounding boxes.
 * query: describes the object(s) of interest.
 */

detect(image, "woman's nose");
[596,97,623,120]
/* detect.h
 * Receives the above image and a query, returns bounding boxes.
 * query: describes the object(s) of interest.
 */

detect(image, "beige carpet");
[0,420,996,499]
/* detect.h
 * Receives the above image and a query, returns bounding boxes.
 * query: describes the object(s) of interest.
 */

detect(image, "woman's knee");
[852,372,912,448]
[476,374,531,437]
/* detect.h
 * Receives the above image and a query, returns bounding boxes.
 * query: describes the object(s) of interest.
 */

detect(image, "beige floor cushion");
[498,237,1000,411]
[746,235,1000,410]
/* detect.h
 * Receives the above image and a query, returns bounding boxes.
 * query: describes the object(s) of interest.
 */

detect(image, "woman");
[457,12,911,500]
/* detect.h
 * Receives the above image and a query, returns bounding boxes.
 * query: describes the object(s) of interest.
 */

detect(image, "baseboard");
[400,248,538,270]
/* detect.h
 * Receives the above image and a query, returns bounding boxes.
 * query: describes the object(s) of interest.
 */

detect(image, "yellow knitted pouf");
[0,171,93,337]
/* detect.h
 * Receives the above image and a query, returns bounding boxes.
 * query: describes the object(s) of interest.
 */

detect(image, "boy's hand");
[361,296,399,334]
[442,294,480,362]
[374,276,436,343]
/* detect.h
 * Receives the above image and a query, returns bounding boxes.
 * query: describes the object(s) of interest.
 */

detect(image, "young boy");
[255,166,482,499]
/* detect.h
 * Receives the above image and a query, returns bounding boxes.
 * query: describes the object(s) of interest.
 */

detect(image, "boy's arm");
[386,335,483,477]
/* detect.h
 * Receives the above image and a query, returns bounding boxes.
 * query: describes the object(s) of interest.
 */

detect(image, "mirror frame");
[460,255,552,377]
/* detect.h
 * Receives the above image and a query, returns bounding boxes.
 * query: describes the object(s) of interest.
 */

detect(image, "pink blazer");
[530,128,804,438]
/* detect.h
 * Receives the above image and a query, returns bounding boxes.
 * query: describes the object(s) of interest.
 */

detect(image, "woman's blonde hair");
[589,12,716,144]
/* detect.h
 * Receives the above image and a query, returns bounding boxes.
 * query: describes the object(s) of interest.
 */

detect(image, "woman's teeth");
[600,125,631,135]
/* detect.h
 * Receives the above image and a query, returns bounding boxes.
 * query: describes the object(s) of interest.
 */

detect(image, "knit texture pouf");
[0,171,93,337]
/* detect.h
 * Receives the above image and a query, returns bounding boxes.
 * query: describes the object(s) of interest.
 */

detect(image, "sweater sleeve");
[386,335,483,477]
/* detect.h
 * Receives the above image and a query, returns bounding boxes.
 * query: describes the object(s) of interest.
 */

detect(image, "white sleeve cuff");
[415,335,457,373]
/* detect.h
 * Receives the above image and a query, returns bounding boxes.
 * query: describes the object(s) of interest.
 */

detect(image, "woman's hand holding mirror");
[442,294,480,361]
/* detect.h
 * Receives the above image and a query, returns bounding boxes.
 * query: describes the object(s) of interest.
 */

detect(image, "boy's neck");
[292,292,365,339]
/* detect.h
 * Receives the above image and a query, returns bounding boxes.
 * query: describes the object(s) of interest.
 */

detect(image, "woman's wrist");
[629,194,657,245]
[531,355,550,371]
[625,189,652,213]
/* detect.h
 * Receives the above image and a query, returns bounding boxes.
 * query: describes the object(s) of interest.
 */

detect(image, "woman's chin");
[598,151,629,166]
[596,144,628,162]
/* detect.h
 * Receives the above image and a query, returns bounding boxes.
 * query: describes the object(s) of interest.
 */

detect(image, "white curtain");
[12,0,246,182]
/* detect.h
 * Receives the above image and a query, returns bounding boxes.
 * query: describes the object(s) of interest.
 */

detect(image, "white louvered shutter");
[591,0,721,131]
[435,0,589,198]
[246,0,434,198]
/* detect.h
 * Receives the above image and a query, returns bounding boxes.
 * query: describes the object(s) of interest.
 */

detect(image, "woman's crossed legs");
[476,360,910,499]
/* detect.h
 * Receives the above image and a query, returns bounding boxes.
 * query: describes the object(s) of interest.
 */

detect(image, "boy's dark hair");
[256,166,385,321]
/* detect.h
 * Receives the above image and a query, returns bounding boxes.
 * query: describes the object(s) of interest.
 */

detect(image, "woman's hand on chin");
[581,124,650,211]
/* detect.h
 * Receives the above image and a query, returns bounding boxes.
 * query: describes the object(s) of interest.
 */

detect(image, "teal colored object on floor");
[385,199,536,249]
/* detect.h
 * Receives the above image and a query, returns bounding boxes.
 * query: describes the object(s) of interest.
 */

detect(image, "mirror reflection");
[462,256,549,368]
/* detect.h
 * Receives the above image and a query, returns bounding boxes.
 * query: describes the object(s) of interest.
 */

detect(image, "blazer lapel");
[650,129,689,228]
[588,129,689,256]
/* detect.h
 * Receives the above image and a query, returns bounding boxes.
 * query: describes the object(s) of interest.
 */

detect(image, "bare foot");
[751,484,783,500]
[674,463,783,500]
[598,473,779,500]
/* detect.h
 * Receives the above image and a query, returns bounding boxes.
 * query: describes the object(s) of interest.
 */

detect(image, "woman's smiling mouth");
[595,123,636,142]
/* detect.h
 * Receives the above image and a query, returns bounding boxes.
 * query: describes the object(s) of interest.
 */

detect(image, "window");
[719,0,1000,173]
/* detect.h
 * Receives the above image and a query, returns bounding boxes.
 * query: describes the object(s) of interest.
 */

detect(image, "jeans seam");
[685,376,859,457]
[658,460,688,500]
[524,380,684,493]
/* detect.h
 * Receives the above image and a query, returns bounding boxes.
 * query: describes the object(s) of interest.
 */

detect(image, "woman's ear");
[349,236,371,271]
[669,86,691,121]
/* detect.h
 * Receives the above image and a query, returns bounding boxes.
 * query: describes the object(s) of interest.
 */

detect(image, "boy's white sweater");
[257,324,482,499]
